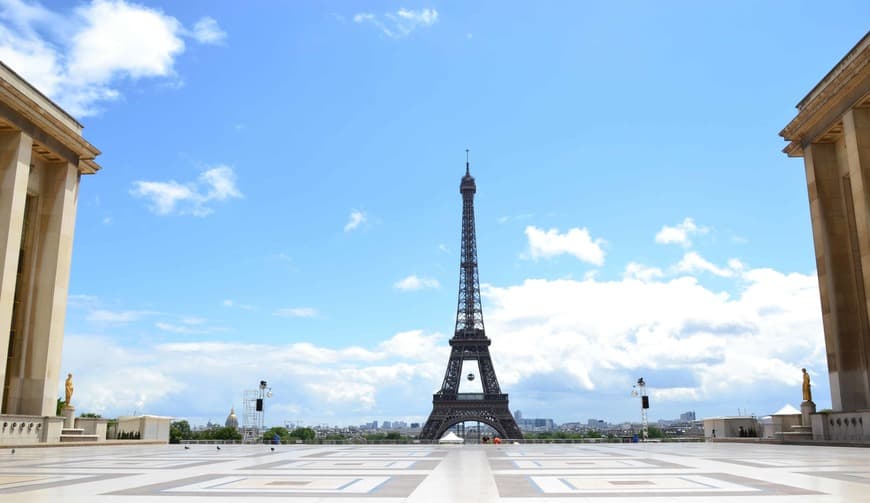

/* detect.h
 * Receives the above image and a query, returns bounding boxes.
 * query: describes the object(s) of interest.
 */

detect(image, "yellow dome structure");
[225,407,239,430]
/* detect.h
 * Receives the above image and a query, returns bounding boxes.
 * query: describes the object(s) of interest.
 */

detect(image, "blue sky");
[2,0,868,427]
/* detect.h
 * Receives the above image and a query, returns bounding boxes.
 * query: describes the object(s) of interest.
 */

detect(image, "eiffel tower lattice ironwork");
[419,156,523,441]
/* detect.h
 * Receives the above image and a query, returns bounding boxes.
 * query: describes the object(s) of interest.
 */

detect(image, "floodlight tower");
[241,380,272,443]
[632,377,649,441]
[257,380,273,431]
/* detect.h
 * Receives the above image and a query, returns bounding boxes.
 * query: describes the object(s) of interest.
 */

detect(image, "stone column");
[843,108,870,405]
[804,138,870,411]
[0,130,31,412]
[17,161,79,416]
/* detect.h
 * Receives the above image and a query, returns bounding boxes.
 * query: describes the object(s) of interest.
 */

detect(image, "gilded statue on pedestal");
[801,368,812,402]
[65,373,74,406]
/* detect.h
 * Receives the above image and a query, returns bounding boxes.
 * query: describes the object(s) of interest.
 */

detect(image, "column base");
[801,400,816,426]
[61,405,76,429]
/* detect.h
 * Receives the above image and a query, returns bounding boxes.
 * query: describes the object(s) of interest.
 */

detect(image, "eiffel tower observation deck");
[419,154,522,441]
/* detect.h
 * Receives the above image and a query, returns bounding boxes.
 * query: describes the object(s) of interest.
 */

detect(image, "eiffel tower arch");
[420,154,522,441]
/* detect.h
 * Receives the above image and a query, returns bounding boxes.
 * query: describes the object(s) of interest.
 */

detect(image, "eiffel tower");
[419,155,523,441]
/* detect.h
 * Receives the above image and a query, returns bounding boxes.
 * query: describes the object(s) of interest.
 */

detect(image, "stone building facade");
[0,61,100,430]
[781,33,870,438]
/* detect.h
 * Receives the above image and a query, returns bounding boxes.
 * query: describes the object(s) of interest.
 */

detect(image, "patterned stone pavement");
[0,442,868,502]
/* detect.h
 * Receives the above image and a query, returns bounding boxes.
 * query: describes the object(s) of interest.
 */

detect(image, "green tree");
[170,420,192,444]
[80,412,101,418]
[289,427,315,441]
[209,426,242,441]
[263,426,289,442]
[647,426,665,439]
[56,398,65,416]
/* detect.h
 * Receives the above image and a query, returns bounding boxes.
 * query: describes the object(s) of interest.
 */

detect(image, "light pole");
[631,377,649,442]
[257,380,273,433]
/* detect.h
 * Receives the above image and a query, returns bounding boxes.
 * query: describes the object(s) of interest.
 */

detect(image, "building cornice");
[0,62,101,174]
[780,32,870,158]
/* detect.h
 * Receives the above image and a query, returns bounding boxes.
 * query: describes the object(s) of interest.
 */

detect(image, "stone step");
[61,428,86,435]
[60,434,100,442]
[778,431,814,442]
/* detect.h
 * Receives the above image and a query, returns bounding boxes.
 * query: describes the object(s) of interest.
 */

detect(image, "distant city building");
[225,407,239,430]
[382,421,392,429]
[514,410,523,420]
[587,419,607,429]
[410,423,420,429]
[517,416,555,432]
[680,411,696,422]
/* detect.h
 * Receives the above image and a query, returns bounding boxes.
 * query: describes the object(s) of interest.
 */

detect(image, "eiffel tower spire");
[419,153,522,441]
[456,152,485,337]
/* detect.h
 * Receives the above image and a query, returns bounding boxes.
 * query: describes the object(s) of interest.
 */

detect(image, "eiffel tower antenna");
[419,154,523,441]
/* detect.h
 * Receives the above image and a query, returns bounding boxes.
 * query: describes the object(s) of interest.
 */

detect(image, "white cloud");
[131,165,242,216]
[223,299,254,310]
[67,294,99,308]
[60,331,447,419]
[394,275,440,291]
[674,251,735,277]
[60,252,825,423]
[155,322,201,334]
[353,13,375,23]
[623,262,664,282]
[86,309,156,323]
[155,320,226,335]
[0,0,225,116]
[497,213,534,224]
[273,307,319,318]
[353,8,438,39]
[483,265,824,408]
[655,217,708,247]
[190,16,225,45]
[344,210,367,232]
[524,225,606,265]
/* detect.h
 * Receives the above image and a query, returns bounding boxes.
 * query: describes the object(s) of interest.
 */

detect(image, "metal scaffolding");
[240,380,272,444]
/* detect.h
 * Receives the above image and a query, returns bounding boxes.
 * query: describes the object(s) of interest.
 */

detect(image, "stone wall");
[0,414,63,445]
[75,417,108,440]
[812,411,870,441]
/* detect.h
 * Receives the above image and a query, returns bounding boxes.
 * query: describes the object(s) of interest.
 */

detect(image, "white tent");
[438,431,464,444]
[772,404,801,415]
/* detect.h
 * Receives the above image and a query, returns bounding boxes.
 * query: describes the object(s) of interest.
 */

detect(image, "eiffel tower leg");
[477,354,501,394]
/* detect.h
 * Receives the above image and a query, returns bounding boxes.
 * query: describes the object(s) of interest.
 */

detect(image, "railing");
[177,436,706,446]
[435,393,508,401]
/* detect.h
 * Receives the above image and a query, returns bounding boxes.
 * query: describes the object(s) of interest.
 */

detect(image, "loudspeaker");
[641,396,649,409]
[256,398,263,411]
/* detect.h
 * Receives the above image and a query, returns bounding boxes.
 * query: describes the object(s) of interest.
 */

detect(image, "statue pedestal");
[62,405,76,429]
[800,400,816,426]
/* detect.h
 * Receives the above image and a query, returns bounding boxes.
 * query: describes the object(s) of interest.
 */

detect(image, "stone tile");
[0,443,869,502]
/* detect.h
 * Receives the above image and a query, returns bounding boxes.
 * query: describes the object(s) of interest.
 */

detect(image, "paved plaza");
[0,443,869,502]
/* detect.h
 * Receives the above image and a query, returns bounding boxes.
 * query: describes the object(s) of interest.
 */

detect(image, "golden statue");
[64,373,74,406]
[802,368,812,402]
